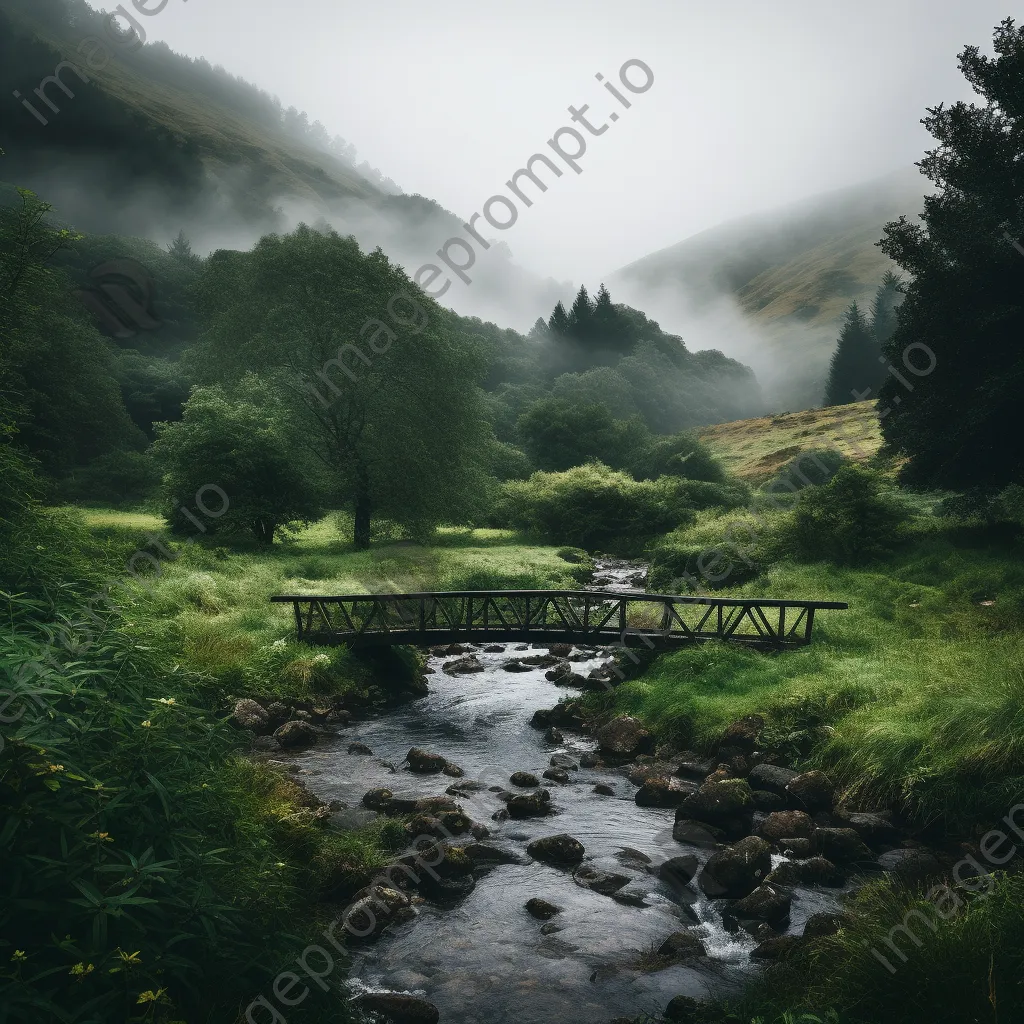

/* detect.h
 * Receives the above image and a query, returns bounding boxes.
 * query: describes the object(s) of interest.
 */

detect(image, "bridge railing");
[270,590,847,650]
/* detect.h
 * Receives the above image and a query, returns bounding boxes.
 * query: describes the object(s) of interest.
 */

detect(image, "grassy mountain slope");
[698,399,882,482]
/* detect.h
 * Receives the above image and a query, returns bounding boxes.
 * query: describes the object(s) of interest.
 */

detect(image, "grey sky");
[132,0,1011,283]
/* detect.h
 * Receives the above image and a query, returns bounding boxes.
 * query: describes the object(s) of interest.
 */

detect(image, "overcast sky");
[132,0,1012,283]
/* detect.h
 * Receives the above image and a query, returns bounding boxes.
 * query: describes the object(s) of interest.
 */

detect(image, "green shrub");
[764,447,847,494]
[779,465,909,565]
[628,430,727,483]
[496,463,695,550]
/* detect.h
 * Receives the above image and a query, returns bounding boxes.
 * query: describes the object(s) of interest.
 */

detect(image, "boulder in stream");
[507,791,552,818]
[635,776,697,808]
[812,827,873,863]
[442,655,484,676]
[785,770,834,812]
[405,748,448,774]
[658,930,707,961]
[232,698,269,733]
[730,882,792,925]
[748,763,799,796]
[698,836,772,898]
[348,742,373,755]
[718,715,764,752]
[677,778,753,826]
[353,993,440,1024]
[273,720,318,749]
[527,833,585,866]
[758,810,815,842]
[543,768,570,784]
[596,715,654,757]
[658,855,699,887]
[525,897,562,919]
[574,865,631,895]
[510,771,540,788]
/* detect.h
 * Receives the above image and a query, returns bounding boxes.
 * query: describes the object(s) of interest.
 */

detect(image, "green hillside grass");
[697,400,883,482]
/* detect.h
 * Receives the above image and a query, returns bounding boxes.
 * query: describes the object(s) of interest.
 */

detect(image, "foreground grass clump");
[78,512,586,700]
[0,595,401,1024]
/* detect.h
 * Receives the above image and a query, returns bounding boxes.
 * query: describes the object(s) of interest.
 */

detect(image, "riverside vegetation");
[2,13,1024,1024]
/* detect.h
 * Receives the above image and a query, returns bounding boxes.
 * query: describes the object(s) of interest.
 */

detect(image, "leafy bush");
[153,376,327,545]
[496,463,695,550]
[763,448,847,496]
[779,464,909,564]
[628,430,727,483]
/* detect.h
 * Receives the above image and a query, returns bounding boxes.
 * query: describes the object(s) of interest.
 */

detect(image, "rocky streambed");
[236,562,936,1024]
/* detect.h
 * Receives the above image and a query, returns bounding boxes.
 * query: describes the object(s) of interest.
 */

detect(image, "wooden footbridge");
[271,591,846,651]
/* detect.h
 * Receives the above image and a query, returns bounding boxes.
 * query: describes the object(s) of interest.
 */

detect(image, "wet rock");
[592,783,615,796]
[549,753,579,770]
[353,993,439,1024]
[342,885,415,942]
[677,778,754,826]
[543,768,570,784]
[748,763,798,797]
[442,655,484,676]
[842,811,899,846]
[672,818,726,846]
[405,747,447,774]
[596,715,654,758]
[348,742,373,755]
[502,659,534,673]
[750,935,803,961]
[698,836,772,898]
[525,897,562,919]
[611,891,650,908]
[544,726,564,744]
[362,787,395,812]
[482,644,506,653]
[778,837,814,858]
[540,922,563,935]
[325,707,353,725]
[803,912,846,938]
[527,833,585,866]
[521,653,561,668]
[547,643,573,657]
[510,771,540,788]
[514,644,530,651]
[491,808,509,822]
[628,760,677,785]
[877,846,942,883]
[676,760,713,782]
[579,752,602,769]
[446,780,488,797]
[758,810,816,842]
[575,866,631,895]
[265,701,290,728]
[813,827,873,864]
[719,714,764,752]
[273,720,318,748]
[658,855,699,887]
[616,847,653,869]
[730,882,792,924]
[531,702,585,730]
[507,791,552,818]
[232,698,269,733]
[252,735,280,752]
[438,810,471,835]
[658,930,707,960]
[635,777,697,808]
[751,789,785,811]
[791,856,845,887]
[465,843,523,866]
[441,761,464,777]
[664,995,702,1022]
[785,770,834,812]
[431,643,469,656]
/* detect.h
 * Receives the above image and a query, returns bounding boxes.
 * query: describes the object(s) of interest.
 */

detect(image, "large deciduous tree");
[877,18,1024,489]
[191,224,488,546]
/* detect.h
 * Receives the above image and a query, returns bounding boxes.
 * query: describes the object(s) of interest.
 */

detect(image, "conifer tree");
[567,285,594,341]
[548,300,570,335]
[822,302,880,406]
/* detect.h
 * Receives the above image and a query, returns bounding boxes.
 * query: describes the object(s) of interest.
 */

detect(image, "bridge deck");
[271,590,847,650]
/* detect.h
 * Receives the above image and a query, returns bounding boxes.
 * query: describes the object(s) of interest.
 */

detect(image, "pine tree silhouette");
[167,230,203,270]
[548,300,570,335]
[567,285,594,341]
[822,301,879,406]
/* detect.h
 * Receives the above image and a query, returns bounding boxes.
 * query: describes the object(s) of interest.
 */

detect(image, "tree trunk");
[253,519,276,546]
[354,491,371,549]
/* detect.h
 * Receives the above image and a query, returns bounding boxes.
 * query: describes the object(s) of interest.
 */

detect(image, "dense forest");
[2,9,1024,1024]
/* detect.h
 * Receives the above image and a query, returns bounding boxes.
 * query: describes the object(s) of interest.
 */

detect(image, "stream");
[277,560,843,1023]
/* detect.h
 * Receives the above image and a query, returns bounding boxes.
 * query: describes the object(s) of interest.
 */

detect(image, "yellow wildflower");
[11,950,26,962]
[88,831,113,842]
[136,988,166,1004]
[157,697,176,705]
[141,720,152,728]
[118,949,142,966]
[69,962,95,977]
